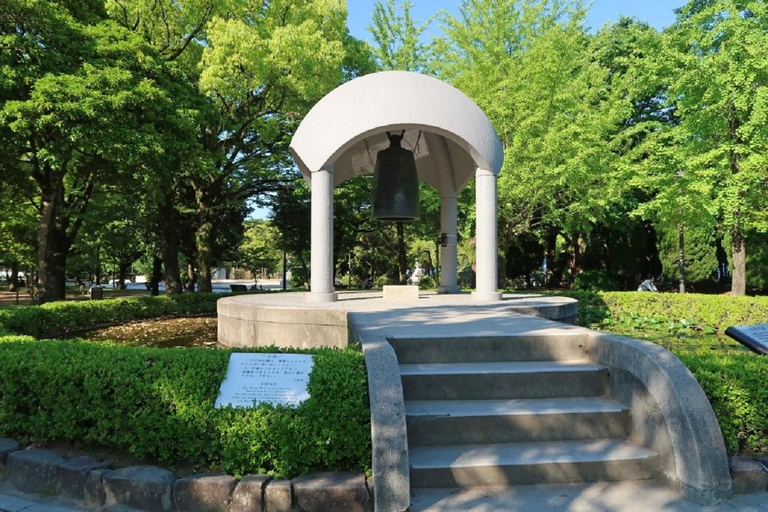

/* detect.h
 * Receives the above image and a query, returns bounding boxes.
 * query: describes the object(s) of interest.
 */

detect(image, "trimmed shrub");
[418,276,435,290]
[550,290,768,333]
[598,292,768,332]
[0,293,231,337]
[678,353,768,455]
[0,338,370,478]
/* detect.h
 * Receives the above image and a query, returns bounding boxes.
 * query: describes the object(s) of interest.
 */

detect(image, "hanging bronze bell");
[372,131,420,221]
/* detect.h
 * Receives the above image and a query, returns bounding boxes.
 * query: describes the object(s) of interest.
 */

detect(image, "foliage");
[677,353,768,455]
[0,293,232,337]
[368,0,435,72]
[572,270,621,292]
[597,292,768,333]
[238,220,282,278]
[0,338,370,478]
[558,290,768,333]
[655,223,718,283]
[662,0,768,294]
[417,275,435,290]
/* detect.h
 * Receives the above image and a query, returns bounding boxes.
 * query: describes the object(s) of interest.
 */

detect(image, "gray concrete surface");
[594,332,732,504]
[405,397,631,446]
[410,481,768,512]
[217,291,579,349]
[409,439,659,488]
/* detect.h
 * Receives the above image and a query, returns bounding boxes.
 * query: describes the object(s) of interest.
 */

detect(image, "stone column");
[473,168,502,301]
[438,194,460,294]
[309,166,337,303]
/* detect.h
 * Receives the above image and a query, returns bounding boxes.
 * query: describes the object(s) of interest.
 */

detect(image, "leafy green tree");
[435,0,634,285]
[0,172,36,291]
[269,181,312,287]
[665,0,768,294]
[656,223,718,285]
[368,0,435,72]
[111,0,349,293]
[238,220,281,279]
[1,0,198,302]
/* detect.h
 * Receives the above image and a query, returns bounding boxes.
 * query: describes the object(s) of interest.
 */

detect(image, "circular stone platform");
[217,291,578,349]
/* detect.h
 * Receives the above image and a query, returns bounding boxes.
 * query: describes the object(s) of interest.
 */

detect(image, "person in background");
[637,275,658,292]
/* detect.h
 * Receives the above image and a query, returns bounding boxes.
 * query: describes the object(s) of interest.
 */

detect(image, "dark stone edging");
[0,439,372,512]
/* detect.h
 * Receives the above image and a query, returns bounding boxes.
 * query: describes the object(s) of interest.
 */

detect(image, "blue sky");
[347,0,688,40]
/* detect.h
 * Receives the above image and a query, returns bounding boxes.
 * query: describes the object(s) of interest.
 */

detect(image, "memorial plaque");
[725,324,768,355]
[215,353,314,408]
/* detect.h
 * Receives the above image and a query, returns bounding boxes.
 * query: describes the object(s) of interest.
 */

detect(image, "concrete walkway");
[412,482,768,511]
[3,485,768,512]
[0,493,80,512]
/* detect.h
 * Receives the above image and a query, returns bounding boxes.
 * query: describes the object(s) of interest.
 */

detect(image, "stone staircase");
[389,336,660,490]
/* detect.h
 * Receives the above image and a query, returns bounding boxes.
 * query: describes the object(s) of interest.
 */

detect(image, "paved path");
[4,482,768,511]
[0,493,80,512]
[412,482,768,511]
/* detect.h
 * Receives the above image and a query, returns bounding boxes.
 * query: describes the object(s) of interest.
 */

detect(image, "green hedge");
[552,291,768,332]
[597,292,768,332]
[0,293,231,337]
[678,353,768,455]
[0,338,370,478]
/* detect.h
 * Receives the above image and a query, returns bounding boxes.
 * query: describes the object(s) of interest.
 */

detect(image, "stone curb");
[0,440,373,511]
[729,456,768,494]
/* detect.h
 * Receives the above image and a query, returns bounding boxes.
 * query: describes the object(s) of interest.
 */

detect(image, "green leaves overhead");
[199,0,346,106]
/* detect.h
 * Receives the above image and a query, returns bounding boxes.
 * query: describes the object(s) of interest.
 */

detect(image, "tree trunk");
[731,228,747,295]
[8,261,19,292]
[150,255,162,296]
[196,217,213,293]
[118,262,130,290]
[544,227,558,288]
[396,221,407,284]
[678,223,686,294]
[37,172,68,304]
[568,231,583,288]
[187,262,197,292]
[158,199,183,294]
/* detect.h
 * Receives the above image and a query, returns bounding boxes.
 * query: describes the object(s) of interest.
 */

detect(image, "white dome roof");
[290,71,503,192]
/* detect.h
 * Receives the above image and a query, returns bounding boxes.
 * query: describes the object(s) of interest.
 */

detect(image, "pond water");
[80,316,218,348]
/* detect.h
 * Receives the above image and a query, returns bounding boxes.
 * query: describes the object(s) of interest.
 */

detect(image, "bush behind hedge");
[0,338,370,478]
[552,290,768,332]
[597,292,768,332]
[0,293,229,337]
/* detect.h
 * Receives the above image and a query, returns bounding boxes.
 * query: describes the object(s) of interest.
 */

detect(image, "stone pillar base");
[471,291,503,302]
[437,285,461,294]
[306,292,338,303]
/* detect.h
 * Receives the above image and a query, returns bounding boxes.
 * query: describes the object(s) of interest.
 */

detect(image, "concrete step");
[400,361,608,400]
[410,481,768,512]
[409,439,659,488]
[405,397,631,446]
[390,335,591,364]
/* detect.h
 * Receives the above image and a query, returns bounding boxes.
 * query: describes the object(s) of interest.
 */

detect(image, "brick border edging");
[0,439,373,512]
